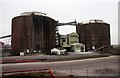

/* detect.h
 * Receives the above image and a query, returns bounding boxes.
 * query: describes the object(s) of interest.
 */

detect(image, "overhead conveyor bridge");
[0,35,11,39]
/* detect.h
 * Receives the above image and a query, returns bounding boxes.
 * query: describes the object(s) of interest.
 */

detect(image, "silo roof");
[21,12,46,16]
[80,19,108,25]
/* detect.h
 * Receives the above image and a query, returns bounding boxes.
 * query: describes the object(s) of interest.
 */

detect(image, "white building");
[70,43,85,52]
[51,48,66,55]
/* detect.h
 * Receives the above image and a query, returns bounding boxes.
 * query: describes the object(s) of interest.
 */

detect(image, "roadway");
[2,55,119,76]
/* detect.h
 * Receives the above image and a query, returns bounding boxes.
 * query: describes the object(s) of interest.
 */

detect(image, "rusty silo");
[76,19,110,51]
[12,12,56,55]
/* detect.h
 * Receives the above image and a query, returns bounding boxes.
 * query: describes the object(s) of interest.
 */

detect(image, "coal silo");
[76,19,110,51]
[12,12,56,55]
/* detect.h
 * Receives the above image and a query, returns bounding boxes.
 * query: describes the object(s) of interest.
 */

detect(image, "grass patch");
[79,54,109,59]
[68,54,110,60]
[46,54,110,62]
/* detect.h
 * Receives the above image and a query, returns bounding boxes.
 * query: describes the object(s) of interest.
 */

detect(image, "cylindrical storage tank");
[12,12,56,55]
[76,20,110,51]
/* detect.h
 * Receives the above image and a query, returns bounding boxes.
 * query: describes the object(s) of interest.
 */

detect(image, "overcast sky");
[0,0,119,45]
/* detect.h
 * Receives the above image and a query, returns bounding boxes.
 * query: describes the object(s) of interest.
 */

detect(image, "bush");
[111,45,120,55]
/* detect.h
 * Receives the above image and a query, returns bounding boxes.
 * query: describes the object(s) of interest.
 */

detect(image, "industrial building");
[51,48,66,55]
[70,43,85,52]
[12,12,56,55]
[67,32,79,45]
[57,32,85,52]
[59,32,79,47]
[10,12,111,55]
[76,19,110,51]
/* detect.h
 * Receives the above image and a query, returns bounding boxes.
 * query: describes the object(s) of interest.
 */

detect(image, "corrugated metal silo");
[12,12,56,55]
[76,19,110,51]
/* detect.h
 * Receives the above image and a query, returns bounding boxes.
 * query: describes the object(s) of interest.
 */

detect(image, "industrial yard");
[0,11,119,78]
[0,11,112,56]
[0,0,119,77]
